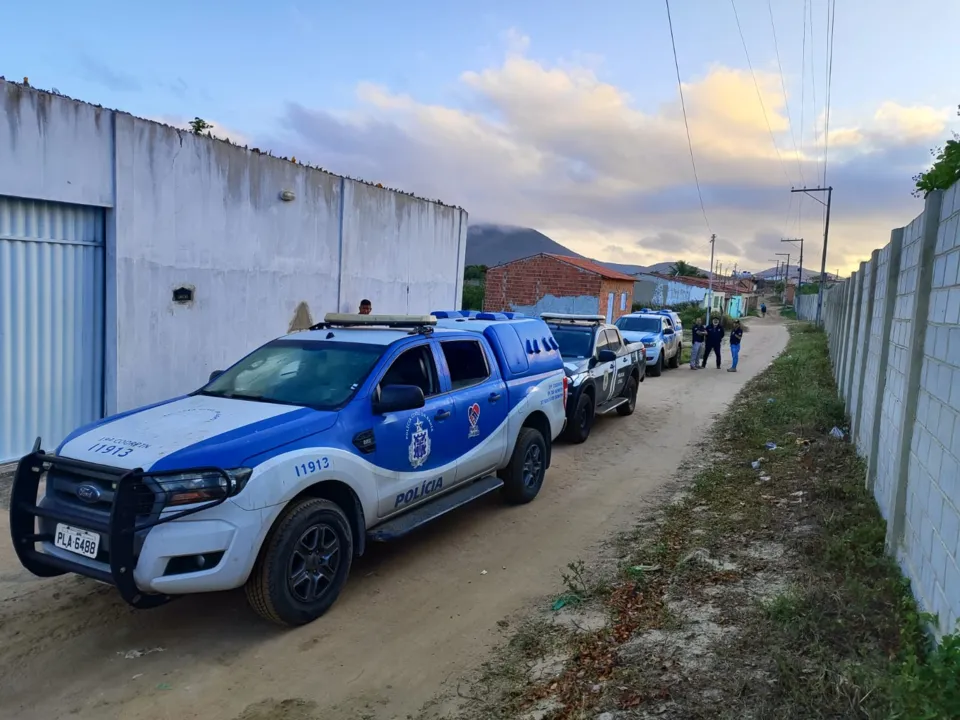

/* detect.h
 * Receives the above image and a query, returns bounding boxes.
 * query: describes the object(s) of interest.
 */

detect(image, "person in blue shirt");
[760,302,767,318]
[701,316,724,369]
[727,320,744,372]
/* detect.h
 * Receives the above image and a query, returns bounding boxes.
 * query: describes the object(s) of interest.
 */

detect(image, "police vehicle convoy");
[615,311,682,377]
[541,313,645,444]
[9,312,567,627]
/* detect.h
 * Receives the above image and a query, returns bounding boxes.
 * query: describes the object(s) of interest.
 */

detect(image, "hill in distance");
[465,224,583,267]
[466,223,707,277]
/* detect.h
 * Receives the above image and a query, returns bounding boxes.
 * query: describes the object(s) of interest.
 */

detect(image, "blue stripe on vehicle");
[149,406,319,472]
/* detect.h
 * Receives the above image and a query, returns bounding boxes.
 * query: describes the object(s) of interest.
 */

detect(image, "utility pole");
[781,238,804,287]
[791,186,834,326]
[706,234,716,323]
[776,252,791,304]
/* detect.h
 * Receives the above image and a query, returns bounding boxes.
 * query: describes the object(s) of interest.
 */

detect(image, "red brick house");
[484,253,635,323]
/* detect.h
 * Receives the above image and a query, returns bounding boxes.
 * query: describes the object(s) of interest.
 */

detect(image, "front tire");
[245,498,354,627]
[500,427,548,504]
[562,391,594,444]
[668,344,681,368]
[616,376,638,416]
[649,352,663,377]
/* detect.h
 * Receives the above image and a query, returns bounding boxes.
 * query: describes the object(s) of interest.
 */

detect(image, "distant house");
[633,273,759,318]
[484,253,635,323]
[633,272,710,307]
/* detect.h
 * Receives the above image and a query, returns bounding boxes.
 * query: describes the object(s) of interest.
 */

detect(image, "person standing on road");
[760,302,767,318]
[690,317,706,369]
[727,320,743,373]
[701,316,724,369]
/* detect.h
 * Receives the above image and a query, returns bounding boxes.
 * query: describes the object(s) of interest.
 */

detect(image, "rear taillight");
[562,376,569,409]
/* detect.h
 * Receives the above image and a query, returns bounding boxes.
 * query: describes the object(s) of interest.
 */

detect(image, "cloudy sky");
[4,0,959,274]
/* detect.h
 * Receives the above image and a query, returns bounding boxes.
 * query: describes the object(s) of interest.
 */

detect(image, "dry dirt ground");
[0,317,787,720]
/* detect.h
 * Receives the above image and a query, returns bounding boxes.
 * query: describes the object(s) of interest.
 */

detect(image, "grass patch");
[434,323,960,720]
[780,305,797,320]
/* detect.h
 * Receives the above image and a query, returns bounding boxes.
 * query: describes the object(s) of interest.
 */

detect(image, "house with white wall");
[0,80,469,462]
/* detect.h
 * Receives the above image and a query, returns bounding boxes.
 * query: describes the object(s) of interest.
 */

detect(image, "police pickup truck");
[541,313,645,444]
[10,312,567,626]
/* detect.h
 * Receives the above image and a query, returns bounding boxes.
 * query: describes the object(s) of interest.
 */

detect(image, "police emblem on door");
[406,414,433,468]
[467,403,481,438]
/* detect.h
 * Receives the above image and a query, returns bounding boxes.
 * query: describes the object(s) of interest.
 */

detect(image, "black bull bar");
[9,439,236,609]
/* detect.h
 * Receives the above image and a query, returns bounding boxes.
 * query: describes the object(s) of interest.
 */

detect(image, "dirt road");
[0,318,787,720]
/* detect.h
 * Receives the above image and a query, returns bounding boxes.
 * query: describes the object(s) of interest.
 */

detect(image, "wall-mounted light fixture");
[280,189,296,202]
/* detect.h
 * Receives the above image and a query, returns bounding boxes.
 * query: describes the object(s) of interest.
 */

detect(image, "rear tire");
[649,353,663,377]
[245,498,353,627]
[500,427,547,504]
[562,392,594,444]
[668,345,681,369]
[616,376,638,416]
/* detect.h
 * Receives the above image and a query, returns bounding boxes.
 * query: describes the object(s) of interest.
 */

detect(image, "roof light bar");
[322,313,438,328]
[540,313,605,322]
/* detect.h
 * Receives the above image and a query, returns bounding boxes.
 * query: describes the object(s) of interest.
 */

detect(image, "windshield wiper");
[196,389,298,406]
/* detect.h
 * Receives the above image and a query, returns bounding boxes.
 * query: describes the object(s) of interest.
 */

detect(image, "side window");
[594,330,610,355]
[379,345,439,398]
[440,340,490,391]
[604,329,622,352]
[662,319,672,333]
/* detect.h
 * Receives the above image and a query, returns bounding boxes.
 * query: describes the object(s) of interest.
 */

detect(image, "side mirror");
[373,384,425,414]
[208,370,224,382]
[663,329,675,336]
[597,349,617,363]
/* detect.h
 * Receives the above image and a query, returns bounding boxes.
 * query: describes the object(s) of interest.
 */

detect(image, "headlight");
[156,468,253,507]
[643,342,657,348]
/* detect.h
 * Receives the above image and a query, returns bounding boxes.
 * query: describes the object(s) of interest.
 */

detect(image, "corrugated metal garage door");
[0,197,105,462]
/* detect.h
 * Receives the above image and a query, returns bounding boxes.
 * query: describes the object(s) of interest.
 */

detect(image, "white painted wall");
[1,80,468,415]
[632,273,709,308]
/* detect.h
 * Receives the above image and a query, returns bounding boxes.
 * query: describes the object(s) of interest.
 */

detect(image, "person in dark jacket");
[690,317,707,369]
[727,319,743,372]
[701,316,724,368]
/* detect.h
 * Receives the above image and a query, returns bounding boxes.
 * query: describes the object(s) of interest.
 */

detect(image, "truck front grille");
[48,468,158,516]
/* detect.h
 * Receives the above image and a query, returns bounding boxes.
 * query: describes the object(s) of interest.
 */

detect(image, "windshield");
[547,325,595,359]
[615,316,660,334]
[199,340,385,409]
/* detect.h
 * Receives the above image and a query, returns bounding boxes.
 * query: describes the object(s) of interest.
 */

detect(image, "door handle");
[488,392,501,402]
[435,409,451,421]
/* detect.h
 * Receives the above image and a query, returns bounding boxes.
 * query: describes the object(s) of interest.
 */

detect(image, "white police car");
[10,312,567,626]
[614,312,682,377]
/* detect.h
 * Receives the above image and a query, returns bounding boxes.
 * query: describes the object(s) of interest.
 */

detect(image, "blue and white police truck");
[9,312,567,626]
[614,311,682,377]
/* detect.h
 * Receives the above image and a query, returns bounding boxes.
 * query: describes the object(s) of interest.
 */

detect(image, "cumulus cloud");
[259,35,952,273]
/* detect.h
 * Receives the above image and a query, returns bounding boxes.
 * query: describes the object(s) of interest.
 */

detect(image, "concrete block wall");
[809,186,960,638]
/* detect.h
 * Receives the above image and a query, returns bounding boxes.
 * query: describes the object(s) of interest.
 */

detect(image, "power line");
[766,0,803,186]
[730,0,791,185]
[807,0,822,188]
[664,0,711,233]
[823,0,836,187]
[799,0,808,237]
